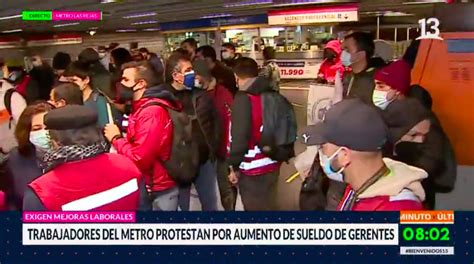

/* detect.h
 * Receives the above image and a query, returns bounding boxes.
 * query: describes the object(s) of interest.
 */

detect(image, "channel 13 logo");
[417,18,443,41]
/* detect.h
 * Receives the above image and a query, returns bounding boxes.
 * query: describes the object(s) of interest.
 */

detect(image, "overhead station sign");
[22,11,102,21]
[268,4,358,25]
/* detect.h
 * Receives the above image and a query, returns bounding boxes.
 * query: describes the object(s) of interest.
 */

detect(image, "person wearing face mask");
[77,48,113,100]
[156,54,220,211]
[28,55,55,102]
[301,98,427,211]
[23,105,147,211]
[97,46,111,71]
[372,60,411,110]
[195,45,237,95]
[63,61,119,129]
[316,40,344,85]
[221,43,242,68]
[0,68,27,162]
[341,32,379,105]
[381,99,456,210]
[180,38,198,61]
[194,59,235,210]
[103,61,181,211]
[48,83,84,108]
[3,102,53,209]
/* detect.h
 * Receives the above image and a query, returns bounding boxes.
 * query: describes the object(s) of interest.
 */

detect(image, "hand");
[228,169,239,186]
[104,123,121,142]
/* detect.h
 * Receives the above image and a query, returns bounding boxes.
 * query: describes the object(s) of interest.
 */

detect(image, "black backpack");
[259,91,297,162]
[3,88,20,129]
[143,102,199,186]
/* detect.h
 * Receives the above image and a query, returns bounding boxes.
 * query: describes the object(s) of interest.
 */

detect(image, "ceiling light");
[224,0,273,8]
[403,0,446,4]
[384,11,414,17]
[100,0,121,3]
[143,28,160,32]
[131,20,158,25]
[200,13,232,19]
[89,30,97,36]
[273,0,336,7]
[53,22,80,28]
[123,12,156,19]
[116,29,137,33]
[1,29,23,33]
[0,14,22,21]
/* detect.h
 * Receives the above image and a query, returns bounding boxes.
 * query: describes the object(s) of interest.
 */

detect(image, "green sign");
[22,11,52,21]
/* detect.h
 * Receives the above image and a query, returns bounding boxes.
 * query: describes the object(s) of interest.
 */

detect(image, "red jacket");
[113,97,178,192]
[29,153,142,211]
[207,83,233,159]
[318,40,344,83]
[337,158,427,211]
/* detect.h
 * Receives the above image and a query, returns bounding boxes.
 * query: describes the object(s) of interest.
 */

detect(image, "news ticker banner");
[0,211,472,263]
[22,11,102,21]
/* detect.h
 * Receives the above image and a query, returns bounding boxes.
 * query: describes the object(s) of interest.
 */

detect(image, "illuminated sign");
[22,11,102,21]
[268,4,358,25]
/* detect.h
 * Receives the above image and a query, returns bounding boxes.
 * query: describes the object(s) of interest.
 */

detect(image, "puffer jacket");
[339,158,427,211]
[318,40,344,83]
[113,86,180,192]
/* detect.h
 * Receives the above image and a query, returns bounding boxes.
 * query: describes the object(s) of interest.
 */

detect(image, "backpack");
[259,91,297,162]
[3,86,25,129]
[143,102,199,186]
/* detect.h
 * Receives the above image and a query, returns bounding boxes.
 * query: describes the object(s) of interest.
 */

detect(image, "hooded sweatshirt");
[338,158,427,211]
[317,40,344,83]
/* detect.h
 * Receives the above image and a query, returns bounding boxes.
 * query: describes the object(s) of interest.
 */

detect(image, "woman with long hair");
[3,102,53,209]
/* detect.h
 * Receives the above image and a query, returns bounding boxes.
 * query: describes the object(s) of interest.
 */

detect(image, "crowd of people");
[0,32,456,212]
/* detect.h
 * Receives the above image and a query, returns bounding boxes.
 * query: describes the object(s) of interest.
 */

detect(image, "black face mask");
[324,50,336,61]
[116,82,138,103]
[394,141,424,164]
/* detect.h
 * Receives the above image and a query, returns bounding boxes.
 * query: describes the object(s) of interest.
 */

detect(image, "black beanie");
[45,105,98,130]
[78,48,100,65]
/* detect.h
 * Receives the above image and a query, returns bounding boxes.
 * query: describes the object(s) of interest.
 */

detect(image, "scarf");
[40,142,109,173]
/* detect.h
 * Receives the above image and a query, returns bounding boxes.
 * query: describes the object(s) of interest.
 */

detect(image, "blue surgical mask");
[183,71,195,90]
[29,129,52,151]
[372,90,394,110]
[319,148,345,182]
[341,50,352,67]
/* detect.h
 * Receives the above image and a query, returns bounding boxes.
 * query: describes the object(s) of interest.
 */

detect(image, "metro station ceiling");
[0,0,443,34]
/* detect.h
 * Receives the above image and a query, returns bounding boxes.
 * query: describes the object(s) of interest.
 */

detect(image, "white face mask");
[222,51,231,60]
[341,50,352,67]
[319,148,345,182]
[29,129,51,151]
[194,78,203,89]
[372,90,393,110]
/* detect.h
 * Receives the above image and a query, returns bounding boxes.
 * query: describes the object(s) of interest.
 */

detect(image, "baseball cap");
[300,98,387,151]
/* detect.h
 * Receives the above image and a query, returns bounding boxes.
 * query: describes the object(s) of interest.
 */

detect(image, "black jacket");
[148,84,220,164]
[29,65,55,101]
[228,77,273,171]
